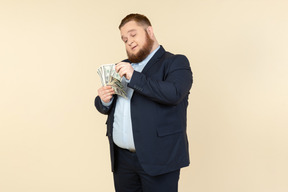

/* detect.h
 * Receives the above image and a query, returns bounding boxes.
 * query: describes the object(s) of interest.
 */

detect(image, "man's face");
[120,21,154,63]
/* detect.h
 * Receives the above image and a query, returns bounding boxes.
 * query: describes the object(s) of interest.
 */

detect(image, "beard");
[126,32,154,63]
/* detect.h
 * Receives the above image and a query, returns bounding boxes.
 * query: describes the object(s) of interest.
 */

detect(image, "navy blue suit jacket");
[95,46,193,176]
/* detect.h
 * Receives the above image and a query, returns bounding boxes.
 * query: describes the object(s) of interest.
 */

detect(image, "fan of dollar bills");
[97,64,127,98]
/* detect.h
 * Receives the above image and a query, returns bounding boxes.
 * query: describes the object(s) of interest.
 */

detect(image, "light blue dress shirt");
[102,46,160,151]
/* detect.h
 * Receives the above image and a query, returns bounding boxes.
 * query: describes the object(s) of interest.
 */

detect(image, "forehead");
[120,21,145,35]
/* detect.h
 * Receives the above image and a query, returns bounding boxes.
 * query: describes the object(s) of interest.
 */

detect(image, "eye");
[131,33,136,37]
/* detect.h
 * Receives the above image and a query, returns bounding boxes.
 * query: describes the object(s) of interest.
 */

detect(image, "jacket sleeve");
[128,55,193,105]
[94,96,113,115]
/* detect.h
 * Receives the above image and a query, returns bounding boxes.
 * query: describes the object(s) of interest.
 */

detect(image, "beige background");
[1,0,287,191]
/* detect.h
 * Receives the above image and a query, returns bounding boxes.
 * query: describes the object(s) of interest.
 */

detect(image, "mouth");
[132,45,138,50]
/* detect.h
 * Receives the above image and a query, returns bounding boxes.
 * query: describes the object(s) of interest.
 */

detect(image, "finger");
[102,85,112,90]
[115,64,123,73]
[99,91,114,102]
[102,95,112,103]
[118,69,126,78]
[105,86,115,94]
[102,88,114,96]
[115,62,129,72]
[98,86,113,97]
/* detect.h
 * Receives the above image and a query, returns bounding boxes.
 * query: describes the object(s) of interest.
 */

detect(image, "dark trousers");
[113,145,180,192]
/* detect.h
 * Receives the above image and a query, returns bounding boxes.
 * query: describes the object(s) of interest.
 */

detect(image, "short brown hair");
[119,13,152,29]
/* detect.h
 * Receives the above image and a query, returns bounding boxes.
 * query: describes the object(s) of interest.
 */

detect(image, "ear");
[146,26,154,38]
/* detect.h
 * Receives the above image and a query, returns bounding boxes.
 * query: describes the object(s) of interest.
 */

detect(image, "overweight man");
[95,13,193,192]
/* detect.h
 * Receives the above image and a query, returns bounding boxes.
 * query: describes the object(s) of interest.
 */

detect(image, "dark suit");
[95,46,193,177]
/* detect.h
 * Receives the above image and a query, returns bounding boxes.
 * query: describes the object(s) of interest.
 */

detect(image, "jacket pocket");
[155,105,184,137]
[157,127,183,137]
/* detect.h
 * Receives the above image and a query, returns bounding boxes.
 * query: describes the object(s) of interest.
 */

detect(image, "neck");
[149,41,160,54]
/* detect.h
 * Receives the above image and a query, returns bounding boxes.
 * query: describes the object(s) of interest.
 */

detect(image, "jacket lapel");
[141,46,166,74]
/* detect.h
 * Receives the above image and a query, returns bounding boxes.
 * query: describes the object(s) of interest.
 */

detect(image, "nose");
[127,39,133,46]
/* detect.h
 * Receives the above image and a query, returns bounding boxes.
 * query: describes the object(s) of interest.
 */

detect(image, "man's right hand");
[98,86,115,103]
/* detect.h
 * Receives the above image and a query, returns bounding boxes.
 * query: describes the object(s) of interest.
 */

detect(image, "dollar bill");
[97,64,127,98]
